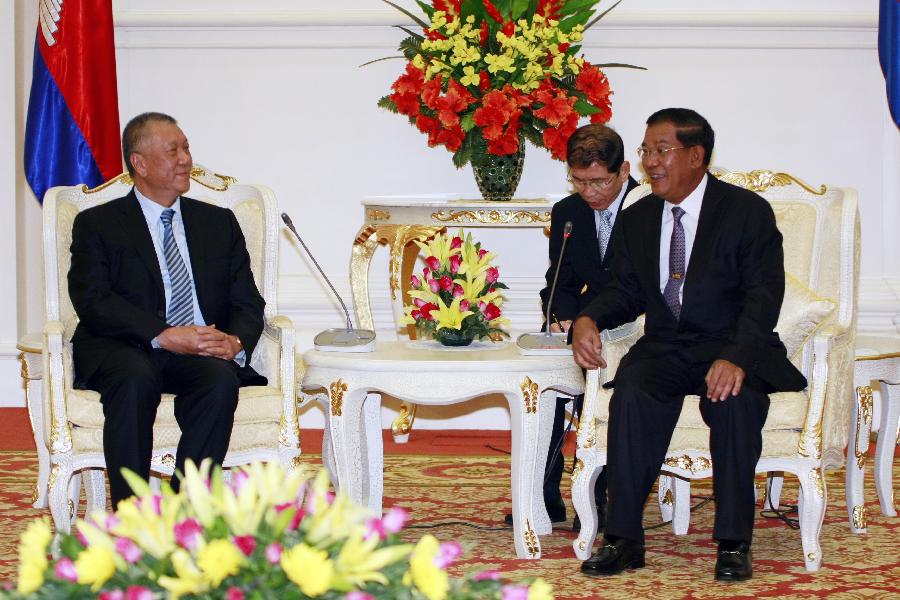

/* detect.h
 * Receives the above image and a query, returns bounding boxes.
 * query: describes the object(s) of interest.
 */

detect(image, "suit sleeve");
[222,210,266,358]
[716,199,785,371]
[577,216,645,330]
[68,211,169,345]
[539,203,581,324]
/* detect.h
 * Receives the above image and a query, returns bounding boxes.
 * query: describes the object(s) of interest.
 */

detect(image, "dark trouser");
[89,347,240,507]
[544,394,607,507]
[604,347,769,545]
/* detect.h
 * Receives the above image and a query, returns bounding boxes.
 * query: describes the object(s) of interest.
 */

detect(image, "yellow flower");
[281,543,335,597]
[406,534,449,600]
[333,532,412,589]
[16,519,51,595]
[460,65,480,87]
[529,578,554,600]
[75,544,117,591]
[158,548,207,599]
[484,52,516,74]
[197,538,245,587]
[433,296,474,331]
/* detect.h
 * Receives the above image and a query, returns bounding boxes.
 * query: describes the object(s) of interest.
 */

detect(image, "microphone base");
[515,332,572,355]
[314,328,377,353]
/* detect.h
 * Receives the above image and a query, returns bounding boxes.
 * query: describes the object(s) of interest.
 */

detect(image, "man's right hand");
[571,315,606,370]
[549,320,573,333]
[156,325,220,355]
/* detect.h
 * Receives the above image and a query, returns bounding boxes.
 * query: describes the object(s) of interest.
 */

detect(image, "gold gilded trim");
[521,376,538,414]
[854,386,874,469]
[330,380,348,416]
[571,458,584,484]
[391,402,417,437]
[714,170,826,195]
[389,225,443,300]
[524,519,539,557]
[578,539,586,552]
[83,172,134,193]
[851,504,867,530]
[662,488,674,507]
[82,167,237,194]
[431,209,550,225]
[855,350,900,361]
[663,455,712,474]
[809,468,825,498]
[367,209,391,221]
[48,464,60,492]
[580,417,597,450]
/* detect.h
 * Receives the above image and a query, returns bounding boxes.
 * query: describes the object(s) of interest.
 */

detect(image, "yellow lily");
[433,296,474,331]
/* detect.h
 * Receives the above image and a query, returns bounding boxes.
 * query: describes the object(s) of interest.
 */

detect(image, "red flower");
[415,114,441,146]
[421,77,443,110]
[226,588,245,600]
[480,20,489,45]
[232,535,257,557]
[542,113,579,161]
[439,275,454,290]
[451,236,463,249]
[392,63,425,96]
[425,256,441,271]
[436,125,465,152]
[460,299,470,311]
[453,283,464,297]
[479,71,491,91]
[485,266,499,284]
[435,80,475,128]
[474,90,517,140]
[426,28,448,41]
[576,65,613,123]
[482,302,502,320]
[449,254,462,273]
[482,0,504,23]
[501,20,514,37]
[537,0,563,20]
[558,42,570,53]
[391,92,420,117]
[534,89,576,126]
[420,302,439,320]
[487,110,521,155]
[478,248,488,258]
[502,84,533,108]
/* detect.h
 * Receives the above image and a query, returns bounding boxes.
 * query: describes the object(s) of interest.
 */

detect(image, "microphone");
[516,220,573,354]
[282,213,376,352]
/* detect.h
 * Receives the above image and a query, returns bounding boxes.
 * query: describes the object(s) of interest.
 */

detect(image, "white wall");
[10,1,900,428]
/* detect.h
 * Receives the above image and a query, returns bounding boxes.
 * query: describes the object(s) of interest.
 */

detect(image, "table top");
[303,340,580,373]
[855,335,900,361]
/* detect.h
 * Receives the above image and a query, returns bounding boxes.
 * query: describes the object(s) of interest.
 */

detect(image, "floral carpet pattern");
[0,450,897,599]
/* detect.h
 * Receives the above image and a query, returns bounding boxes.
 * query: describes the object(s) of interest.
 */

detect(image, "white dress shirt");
[592,179,628,235]
[658,173,708,302]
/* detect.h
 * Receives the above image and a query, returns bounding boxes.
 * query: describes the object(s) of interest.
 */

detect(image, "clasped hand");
[157,324,241,361]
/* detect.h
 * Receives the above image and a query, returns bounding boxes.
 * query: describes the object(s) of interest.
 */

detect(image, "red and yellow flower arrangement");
[377,0,638,165]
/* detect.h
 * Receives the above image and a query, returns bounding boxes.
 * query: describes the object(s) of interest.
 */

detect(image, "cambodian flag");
[881,0,900,128]
[24,0,121,203]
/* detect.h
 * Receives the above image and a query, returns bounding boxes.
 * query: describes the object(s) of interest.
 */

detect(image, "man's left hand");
[196,325,242,362]
[704,359,745,402]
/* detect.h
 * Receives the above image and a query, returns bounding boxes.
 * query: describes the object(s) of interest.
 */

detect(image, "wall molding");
[113,9,877,50]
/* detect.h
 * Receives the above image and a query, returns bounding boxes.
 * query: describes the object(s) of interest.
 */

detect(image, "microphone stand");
[282,213,376,352]
[516,221,573,354]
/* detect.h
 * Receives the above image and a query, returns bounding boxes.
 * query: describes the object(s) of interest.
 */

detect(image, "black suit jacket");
[579,175,806,393]
[540,176,639,324]
[68,190,266,387]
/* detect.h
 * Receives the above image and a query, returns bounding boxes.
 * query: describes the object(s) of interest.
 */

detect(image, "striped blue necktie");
[160,209,195,327]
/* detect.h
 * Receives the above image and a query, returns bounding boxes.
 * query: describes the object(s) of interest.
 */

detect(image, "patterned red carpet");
[0,446,898,598]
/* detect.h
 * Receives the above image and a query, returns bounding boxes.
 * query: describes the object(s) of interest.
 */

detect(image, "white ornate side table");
[351,196,555,440]
[846,335,900,533]
[301,340,583,559]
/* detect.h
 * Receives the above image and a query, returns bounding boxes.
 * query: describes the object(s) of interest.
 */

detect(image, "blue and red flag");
[881,0,900,128]
[24,0,121,203]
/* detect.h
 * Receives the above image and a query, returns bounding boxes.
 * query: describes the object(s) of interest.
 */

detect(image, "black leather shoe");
[504,497,566,526]
[573,502,606,533]
[715,541,752,582]
[580,537,645,577]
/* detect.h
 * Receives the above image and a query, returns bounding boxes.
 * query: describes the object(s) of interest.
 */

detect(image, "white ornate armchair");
[570,171,859,571]
[40,167,299,533]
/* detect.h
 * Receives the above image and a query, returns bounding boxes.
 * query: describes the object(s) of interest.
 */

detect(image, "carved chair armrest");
[797,323,853,462]
[42,320,73,454]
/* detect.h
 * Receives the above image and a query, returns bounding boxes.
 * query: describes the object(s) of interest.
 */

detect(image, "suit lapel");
[683,175,726,305]
[179,197,208,318]
[644,196,663,292]
[117,191,165,302]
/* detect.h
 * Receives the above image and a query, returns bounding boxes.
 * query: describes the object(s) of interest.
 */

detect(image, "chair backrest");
[43,165,280,354]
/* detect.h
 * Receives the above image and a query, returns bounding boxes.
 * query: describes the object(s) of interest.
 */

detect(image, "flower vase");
[471,141,525,201]
[434,328,475,347]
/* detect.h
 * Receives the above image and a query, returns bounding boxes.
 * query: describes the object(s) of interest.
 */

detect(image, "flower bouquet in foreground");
[401,229,509,346]
[376,0,641,166]
[9,460,551,599]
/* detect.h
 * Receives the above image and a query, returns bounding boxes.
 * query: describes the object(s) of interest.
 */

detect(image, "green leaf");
[452,135,475,168]
[460,112,476,132]
[558,9,593,32]
[592,62,648,70]
[359,55,405,68]
[511,0,531,19]
[562,0,600,15]
[584,0,622,30]
[574,98,602,115]
[381,0,430,29]
[415,0,435,19]
[378,95,399,112]
[396,25,424,40]
[59,535,83,559]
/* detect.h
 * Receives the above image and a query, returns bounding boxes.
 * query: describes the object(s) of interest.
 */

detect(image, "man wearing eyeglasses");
[504,123,638,531]
[572,108,805,581]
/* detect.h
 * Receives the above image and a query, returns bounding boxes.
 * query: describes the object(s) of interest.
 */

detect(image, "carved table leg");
[874,380,899,516]
[350,225,383,332]
[846,385,873,532]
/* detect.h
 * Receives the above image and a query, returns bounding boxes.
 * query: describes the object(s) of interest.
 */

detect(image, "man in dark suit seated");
[572,108,806,581]
[68,112,267,508]
[505,124,638,530]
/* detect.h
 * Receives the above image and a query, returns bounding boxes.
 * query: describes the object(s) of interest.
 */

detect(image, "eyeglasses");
[636,146,693,160]
[567,173,618,192]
